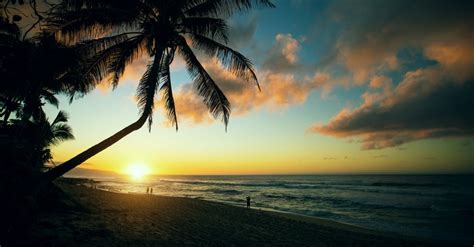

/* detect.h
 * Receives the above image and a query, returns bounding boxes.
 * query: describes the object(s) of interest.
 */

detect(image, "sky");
[45,0,473,175]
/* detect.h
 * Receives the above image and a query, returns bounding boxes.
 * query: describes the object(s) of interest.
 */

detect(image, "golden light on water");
[125,163,150,180]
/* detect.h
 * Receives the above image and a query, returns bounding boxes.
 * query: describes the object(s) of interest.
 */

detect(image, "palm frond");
[174,0,208,11]
[52,110,69,125]
[136,51,163,131]
[177,36,230,129]
[50,123,74,145]
[107,34,147,88]
[76,33,131,56]
[56,35,134,98]
[181,17,228,43]
[58,36,144,102]
[159,48,178,131]
[190,33,260,90]
[185,0,275,17]
[48,7,141,44]
[61,0,139,10]
[41,89,60,108]
[80,35,145,90]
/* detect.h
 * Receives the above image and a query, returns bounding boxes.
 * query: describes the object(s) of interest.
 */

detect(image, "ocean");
[71,174,474,245]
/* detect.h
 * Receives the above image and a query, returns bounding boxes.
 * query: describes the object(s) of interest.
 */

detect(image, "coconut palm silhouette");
[43,0,274,181]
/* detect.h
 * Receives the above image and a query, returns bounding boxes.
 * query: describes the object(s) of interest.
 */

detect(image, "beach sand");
[23,180,450,246]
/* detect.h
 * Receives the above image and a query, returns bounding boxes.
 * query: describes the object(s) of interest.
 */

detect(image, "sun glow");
[125,163,150,180]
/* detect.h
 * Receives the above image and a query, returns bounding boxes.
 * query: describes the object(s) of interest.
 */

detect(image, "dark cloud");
[308,0,474,149]
[310,73,474,149]
[318,0,474,83]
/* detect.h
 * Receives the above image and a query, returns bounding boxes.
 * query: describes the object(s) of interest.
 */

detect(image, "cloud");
[309,66,474,149]
[151,31,338,126]
[161,57,330,125]
[262,34,302,72]
[100,31,327,127]
[96,55,185,93]
[322,0,474,84]
[306,0,474,149]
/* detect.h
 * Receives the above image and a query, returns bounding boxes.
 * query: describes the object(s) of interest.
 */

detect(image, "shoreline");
[162,193,440,243]
[20,178,457,246]
[63,177,385,234]
[59,177,439,241]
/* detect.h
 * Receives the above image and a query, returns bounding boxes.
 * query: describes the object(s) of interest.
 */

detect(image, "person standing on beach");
[146,187,149,194]
[150,188,153,194]
[246,196,251,208]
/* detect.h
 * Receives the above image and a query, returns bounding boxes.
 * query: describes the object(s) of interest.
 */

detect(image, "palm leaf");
[177,36,230,129]
[136,50,163,131]
[107,34,147,88]
[181,17,228,43]
[48,7,141,44]
[50,123,75,145]
[76,33,131,56]
[185,0,275,17]
[190,33,259,90]
[81,35,144,90]
[52,110,69,125]
[159,48,179,131]
[41,89,60,108]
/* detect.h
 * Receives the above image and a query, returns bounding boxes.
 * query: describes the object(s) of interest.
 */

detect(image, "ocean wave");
[158,179,458,198]
[262,193,435,211]
[159,179,361,189]
[370,182,444,187]
[159,179,289,188]
[205,189,242,195]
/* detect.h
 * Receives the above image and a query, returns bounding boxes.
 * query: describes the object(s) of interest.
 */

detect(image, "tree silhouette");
[0,11,81,181]
[43,0,274,181]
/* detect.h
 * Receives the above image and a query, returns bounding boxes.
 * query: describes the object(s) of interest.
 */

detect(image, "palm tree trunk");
[42,49,163,182]
[42,111,149,182]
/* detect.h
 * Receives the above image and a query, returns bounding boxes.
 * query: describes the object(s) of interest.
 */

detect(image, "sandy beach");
[16,179,454,246]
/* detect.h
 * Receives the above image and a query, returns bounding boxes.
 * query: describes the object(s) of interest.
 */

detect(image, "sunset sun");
[125,164,150,180]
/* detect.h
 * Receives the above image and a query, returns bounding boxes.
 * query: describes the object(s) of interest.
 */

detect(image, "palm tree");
[42,0,274,181]
[0,20,83,125]
[0,19,78,174]
[2,111,74,171]
[40,110,75,166]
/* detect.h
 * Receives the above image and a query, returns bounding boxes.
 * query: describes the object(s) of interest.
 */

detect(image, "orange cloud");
[151,31,336,126]
[324,0,474,86]
[156,57,331,125]
[95,55,186,94]
[337,42,398,84]
[308,1,474,149]
[309,63,474,149]
[424,39,474,82]
[262,33,303,72]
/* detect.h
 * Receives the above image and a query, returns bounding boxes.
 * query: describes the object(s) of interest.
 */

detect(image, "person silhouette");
[246,196,251,208]
[150,188,153,194]
[146,187,149,194]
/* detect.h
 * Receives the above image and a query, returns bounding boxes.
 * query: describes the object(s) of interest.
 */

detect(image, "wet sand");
[24,181,451,246]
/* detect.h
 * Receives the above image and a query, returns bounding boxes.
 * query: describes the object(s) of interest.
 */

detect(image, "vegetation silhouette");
[43,0,275,182]
[0,0,274,242]
[0,6,80,240]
